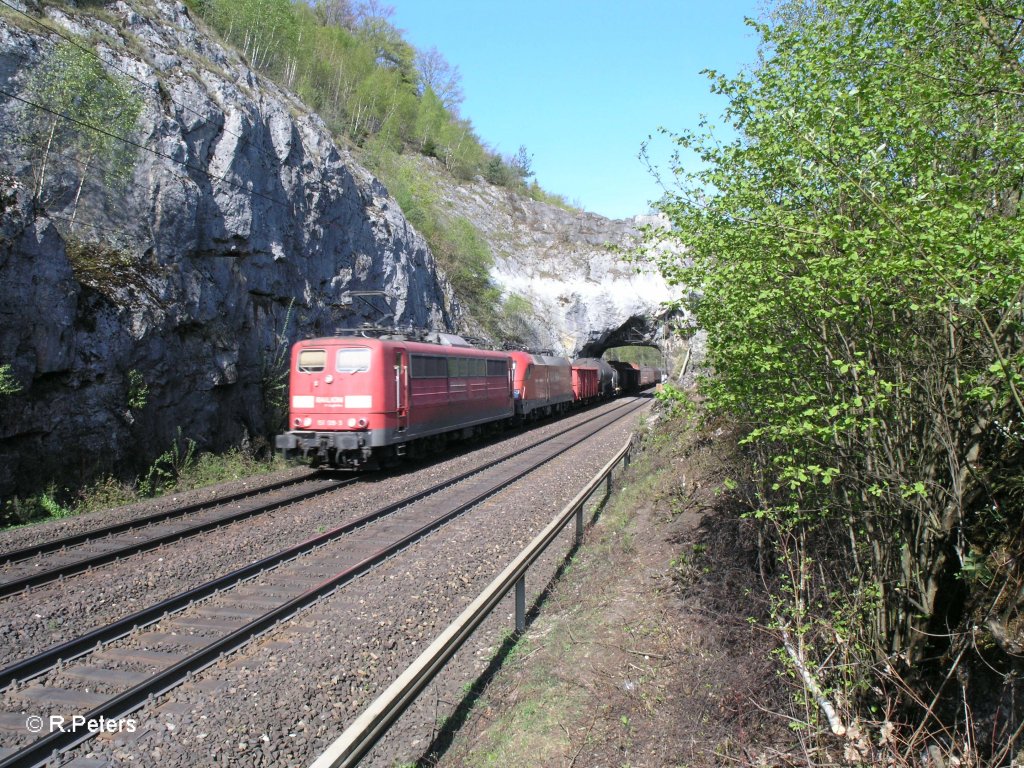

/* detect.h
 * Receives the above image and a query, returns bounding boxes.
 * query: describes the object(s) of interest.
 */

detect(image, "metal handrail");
[309,437,635,768]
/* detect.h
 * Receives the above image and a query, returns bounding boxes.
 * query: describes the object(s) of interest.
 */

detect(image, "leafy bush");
[648,0,1024,759]
[22,42,142,218]
[0,364,20,396]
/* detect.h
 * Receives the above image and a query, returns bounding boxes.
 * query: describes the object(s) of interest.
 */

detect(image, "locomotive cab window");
[336,347,371,373]
[297,349,326,373]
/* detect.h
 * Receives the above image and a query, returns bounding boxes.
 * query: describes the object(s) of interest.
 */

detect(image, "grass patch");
[464,674,581,768]
[440,445,673,766]
[0,440,287,529]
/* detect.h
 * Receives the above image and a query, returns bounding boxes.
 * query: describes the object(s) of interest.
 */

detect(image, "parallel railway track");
[0,475,353,597]
[0,397,646,767]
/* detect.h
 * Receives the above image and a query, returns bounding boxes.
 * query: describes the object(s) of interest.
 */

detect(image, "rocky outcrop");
[0,1,453,498]
[416,157,682,357]
[0,0,687,503]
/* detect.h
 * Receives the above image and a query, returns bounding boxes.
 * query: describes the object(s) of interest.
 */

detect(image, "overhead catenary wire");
[0,0,296,175]
[0,84,296,210]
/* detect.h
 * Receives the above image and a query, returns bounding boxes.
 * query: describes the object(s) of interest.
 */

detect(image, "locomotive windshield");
[297,349,326,372]
[336,347,371,373]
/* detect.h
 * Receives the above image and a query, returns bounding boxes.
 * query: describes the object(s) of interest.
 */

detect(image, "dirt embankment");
[428,413,800,767]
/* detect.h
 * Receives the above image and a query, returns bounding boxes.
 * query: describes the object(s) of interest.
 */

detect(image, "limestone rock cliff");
[413,157,680,357]
[0,0,454,497]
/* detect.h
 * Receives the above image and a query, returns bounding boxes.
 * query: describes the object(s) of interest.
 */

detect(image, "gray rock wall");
[0,1,454,498]
[417,157,683,357]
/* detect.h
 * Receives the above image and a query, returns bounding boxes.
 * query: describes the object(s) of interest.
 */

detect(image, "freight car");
[275,332,514,469]
[608,361,663,393]
[571,357,617,401]
[608,361,640,394]
[638,365,662,389]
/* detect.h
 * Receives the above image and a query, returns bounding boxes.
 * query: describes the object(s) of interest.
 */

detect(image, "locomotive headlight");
[347,418,356,427]
[325,375,334,384]
[303,417,312,427]
[357,418,368,428]
[293,418,301,427]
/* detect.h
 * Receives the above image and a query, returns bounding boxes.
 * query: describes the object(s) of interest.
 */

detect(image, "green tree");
[648,0,1024,732]
[206,0,298,72]
[484,155,509,186]
[24,42,143,224]
[509,145,533,184]
[413,87,449,156]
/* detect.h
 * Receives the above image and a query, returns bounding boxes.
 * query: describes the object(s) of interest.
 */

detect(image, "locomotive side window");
[297,349,326,373]
[487,359,508,377]
[411,355,426,378]
[336,347,371,373]
[411,355,447,378]
[469,358,486,377]
[448,357,469,377]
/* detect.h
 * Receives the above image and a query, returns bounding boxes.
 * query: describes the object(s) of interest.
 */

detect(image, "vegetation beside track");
[640,0,1024,763]
[0,437,286,529]
[429,409,795,766]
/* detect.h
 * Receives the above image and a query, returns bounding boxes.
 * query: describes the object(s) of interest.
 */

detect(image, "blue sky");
[390,1,764,220]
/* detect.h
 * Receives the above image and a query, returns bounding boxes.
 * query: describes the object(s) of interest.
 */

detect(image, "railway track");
[0,474,353,598]
[0,397,646,767]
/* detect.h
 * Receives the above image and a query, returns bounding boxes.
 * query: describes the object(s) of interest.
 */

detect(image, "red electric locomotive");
[507,350,574,418]
[275,332,513,468]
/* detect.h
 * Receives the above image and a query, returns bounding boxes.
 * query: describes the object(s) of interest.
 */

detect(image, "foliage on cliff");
[183,0,571,334]
[649,0,1024,762]
[186,0,550,198]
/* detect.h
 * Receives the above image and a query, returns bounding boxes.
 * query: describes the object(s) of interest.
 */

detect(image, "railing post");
[514,576,526,634]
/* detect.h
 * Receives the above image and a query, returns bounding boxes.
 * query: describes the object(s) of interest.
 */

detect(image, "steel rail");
[0,473,319,565]
[310,437,636,768]
[0,477,355,598]
[0,398,646,768]
[0,398,641,689]
[0,399,637,600]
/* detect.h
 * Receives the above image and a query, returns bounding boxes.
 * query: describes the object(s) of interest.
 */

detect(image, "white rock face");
[419,159,680,355]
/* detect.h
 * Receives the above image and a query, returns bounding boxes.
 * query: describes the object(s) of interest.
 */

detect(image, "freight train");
[608,360,663,394]
[275,331,660,469]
